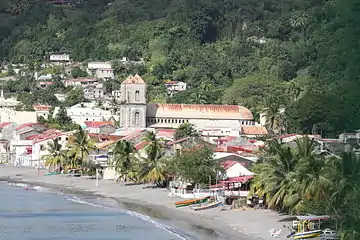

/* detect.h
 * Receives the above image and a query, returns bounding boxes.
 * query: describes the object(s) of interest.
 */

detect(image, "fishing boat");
[291,215,338,239]
[175,196,209,208]
[192,200,223,211]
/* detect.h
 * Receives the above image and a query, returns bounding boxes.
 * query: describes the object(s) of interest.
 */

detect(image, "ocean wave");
[64,195,190,240]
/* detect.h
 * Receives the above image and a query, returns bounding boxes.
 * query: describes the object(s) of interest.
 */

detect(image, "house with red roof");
[221,160,254,178]
[84,121,116,135]
[31,129,72,168]
[16,123,47,140]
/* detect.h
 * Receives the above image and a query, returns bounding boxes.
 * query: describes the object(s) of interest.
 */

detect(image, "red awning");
[220,175,254,184]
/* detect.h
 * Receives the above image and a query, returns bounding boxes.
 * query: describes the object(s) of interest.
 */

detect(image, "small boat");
[291,215,337,239]
[293,229,322,239]
[44,171,61,176]
[175,197,209,208]
[192,200,223,211]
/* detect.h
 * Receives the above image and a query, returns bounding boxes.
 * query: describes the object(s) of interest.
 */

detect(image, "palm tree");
[42,138,66,171]
[261,96,286,135]
[67,126,96,167]
[109,140,138,182]
[250,139,297,211]
[325,153,360,238]
[137,131,169,187]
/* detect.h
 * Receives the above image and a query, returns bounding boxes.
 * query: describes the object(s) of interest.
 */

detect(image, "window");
[86,118,88,121]
[40,145,45,151]
[175,119,178,123]
[134,112,140,125]
[135,90,140,102]
[171,119,174,123]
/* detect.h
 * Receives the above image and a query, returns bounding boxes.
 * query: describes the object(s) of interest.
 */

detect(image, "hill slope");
[1,0,359,137]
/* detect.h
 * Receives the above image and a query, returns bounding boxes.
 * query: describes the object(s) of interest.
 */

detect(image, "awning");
[220,175,254,184]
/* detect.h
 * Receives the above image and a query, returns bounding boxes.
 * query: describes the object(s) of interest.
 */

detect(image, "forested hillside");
[0,0,359,137]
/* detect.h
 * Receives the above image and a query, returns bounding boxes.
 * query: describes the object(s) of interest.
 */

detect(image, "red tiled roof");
[122,74,145,84]
[16,123,44,131]
[221,160,238,170]
[151,104,253,120]
[166,137,191,146]
[122,130,145,140]
[135,141,149,150]
[220,176,254,183]
[64,78,97,83]
[33,131,65,144]
[84,121,113,128]
[241,126,268,135]
[39,81,53,85]
[33,105,51,111]
[0,122,11,129]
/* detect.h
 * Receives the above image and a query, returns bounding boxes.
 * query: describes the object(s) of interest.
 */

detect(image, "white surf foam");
[64,194,189,240]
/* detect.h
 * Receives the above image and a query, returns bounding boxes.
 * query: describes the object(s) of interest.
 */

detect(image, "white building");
[95,68,114,80]
[201,128,240,143]
[87,62,114,80]
[33,105,51,120]
[0,90,19,109]
[0,109,37,124]
[50,54,70,62]
[164,81,187,95]
[63,78,98,87]
[221,160,254,178]
[10,139,33,167]
[53,105,113,127]
[31,130,71,168]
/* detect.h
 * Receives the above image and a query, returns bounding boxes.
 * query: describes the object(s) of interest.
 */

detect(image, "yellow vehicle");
[291,215,337,239]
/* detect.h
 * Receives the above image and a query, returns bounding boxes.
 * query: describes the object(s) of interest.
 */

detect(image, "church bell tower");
[118,74,147,129]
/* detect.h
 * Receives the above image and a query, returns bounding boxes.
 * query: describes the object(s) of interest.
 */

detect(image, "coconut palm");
[250,139,298,211]
[42,138,66,171]
[109,140,138,182]
[137,131,169,186]
[325,153,360,238]
[67,126,96,167]
[261,96,286,135]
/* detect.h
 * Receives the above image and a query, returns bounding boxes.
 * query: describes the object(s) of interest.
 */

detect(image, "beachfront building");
[30,129,71,168]
[115,74,255,131]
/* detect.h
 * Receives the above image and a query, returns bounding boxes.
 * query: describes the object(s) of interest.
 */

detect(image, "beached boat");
[290,216,338,239]
[192,200,223,211]
[175,197,209,208]
[44,171,61,176]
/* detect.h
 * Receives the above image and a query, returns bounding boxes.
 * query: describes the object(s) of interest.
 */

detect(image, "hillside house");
[34,105,51,120]
[84,121,116,135]
[0,122,17,140]
[63,78,98,87]
[16,123,47,140]
[164,81,187,95]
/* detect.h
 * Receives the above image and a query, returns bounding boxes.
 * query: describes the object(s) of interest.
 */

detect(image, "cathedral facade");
[118,75,255,130]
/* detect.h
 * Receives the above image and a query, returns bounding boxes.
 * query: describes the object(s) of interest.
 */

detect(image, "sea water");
[0,182,191,240]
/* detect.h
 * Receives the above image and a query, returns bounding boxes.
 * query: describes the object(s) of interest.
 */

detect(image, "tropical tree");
[170,145,222,187]
[174,122,199,140]
[67,126,96,168]
[109,140,138,182]
[137,131,169,186]
[42,138,66,171]
[261,96,286,136]
[325,152,360,239]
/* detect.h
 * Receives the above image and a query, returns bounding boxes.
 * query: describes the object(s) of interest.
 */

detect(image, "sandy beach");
[0,165,291,240]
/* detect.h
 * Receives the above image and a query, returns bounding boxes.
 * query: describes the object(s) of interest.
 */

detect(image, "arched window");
[135,90,140,102]
[134,112,140,125]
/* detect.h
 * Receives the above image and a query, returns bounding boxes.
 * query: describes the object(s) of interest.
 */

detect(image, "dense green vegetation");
[0,0,359,137]
[251,137,360,239]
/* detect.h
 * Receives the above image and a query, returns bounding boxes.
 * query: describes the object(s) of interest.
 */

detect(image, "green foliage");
[0,0,359,137]
[65,88,87,106]
[174,122,199,140]
[252,137,360,237]
[170,145,222,186]
[71,66,87,78]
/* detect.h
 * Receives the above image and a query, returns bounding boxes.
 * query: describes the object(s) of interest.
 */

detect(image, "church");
[118,74,255,130]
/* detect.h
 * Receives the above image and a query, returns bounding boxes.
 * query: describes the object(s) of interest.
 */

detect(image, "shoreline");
[0,166,289,240]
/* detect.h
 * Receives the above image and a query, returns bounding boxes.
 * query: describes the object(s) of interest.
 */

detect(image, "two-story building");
[87,62,114,80]
[164,80,187,95]
[63,78,98,88]
[34,105,51,120]
[84,121,117,135]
